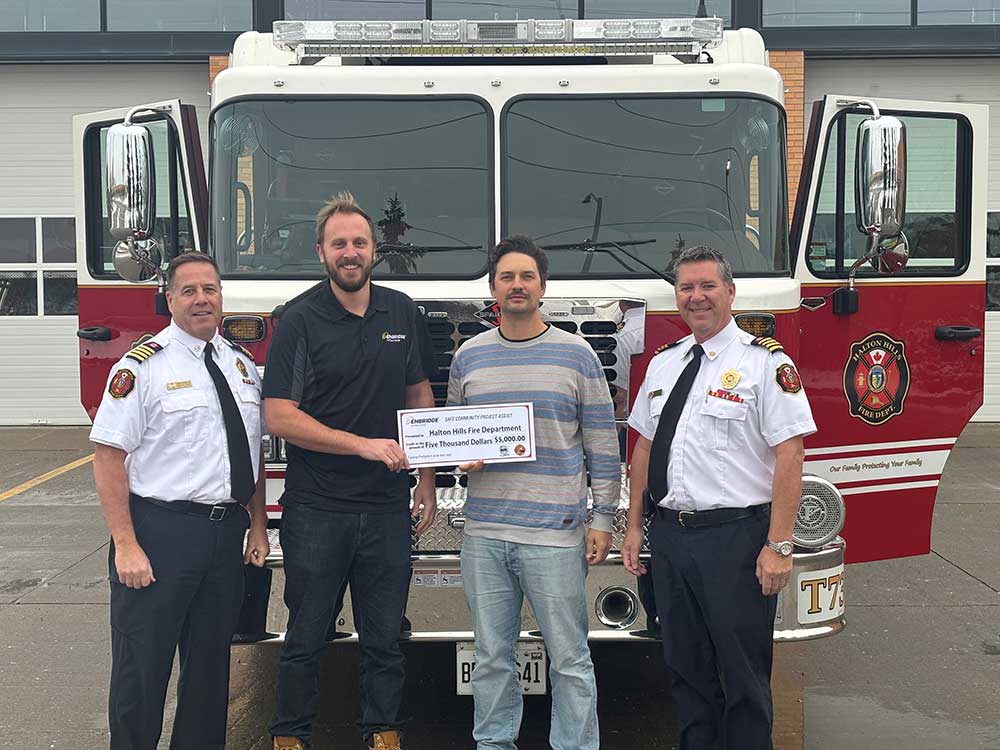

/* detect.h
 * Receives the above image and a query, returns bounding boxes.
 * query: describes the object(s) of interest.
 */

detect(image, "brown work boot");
[369,730,402,750]
[273,737,306,750]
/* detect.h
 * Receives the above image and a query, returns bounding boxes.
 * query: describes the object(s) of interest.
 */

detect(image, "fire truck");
[73,15,987,692]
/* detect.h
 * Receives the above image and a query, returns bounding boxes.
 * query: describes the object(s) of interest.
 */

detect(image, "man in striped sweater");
[447,236,620,750]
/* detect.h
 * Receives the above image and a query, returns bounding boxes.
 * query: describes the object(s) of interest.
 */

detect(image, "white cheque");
[397,402,536,469]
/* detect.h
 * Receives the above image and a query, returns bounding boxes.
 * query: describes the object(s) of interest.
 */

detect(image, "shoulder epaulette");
[226,339,255,362]
[653,339,685,356]
[125,340,164,363]
[752,336,784,354]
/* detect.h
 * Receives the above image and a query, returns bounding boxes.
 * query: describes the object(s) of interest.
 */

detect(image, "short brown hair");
[672,245,734,287]
[315,191,377,247]
[165,252,220,290]
[488,236,549,288]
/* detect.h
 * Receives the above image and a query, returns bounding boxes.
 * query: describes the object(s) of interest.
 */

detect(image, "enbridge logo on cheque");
[381,331,407,343]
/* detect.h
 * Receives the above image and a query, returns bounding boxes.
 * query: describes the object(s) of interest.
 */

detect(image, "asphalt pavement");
[0,425,998,750]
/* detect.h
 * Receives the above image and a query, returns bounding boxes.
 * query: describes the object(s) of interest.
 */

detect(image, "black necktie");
[647,343,704,504]
[204,342,255,504]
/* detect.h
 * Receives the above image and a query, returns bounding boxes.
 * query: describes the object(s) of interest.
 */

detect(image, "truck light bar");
[273,17,723,62]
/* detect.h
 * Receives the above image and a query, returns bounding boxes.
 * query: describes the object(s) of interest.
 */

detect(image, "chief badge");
[721,369,741,389]
[776,363,802,394]
[236,358,249,378]
[109,369,136,399]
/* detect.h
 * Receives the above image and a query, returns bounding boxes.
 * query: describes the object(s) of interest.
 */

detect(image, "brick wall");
[210,55,229,87]
[769,50,806,219]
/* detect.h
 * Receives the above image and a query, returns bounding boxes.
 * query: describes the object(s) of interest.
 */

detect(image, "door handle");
[935,325,981,342]
[77,326,113,341]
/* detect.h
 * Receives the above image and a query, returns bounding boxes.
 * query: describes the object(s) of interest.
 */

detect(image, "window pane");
[42,218,76,264]
[505,97,788,278]
[988,212,1000,258]
[211,99,492,278]
[988,267,1000,311]
[285,0,425,19]
[106,0,251,30]
[808,114,964,276]
[0,272,37,315]
[434,0,576,20]
[43,271,77,315]
[0,218,36,264]
[919,0,1000,24]
[763,0,910,26]
[0,0,100,31]
[586,0,730,23]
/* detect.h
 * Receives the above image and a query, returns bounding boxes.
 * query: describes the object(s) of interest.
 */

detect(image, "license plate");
[455,640,547,695]
[796,563,846,625]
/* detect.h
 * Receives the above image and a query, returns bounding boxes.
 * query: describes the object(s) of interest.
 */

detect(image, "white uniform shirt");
[628,318,816,511]
[90,321,263,504]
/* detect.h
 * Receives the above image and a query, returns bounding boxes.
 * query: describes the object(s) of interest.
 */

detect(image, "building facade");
[1,0,997,422]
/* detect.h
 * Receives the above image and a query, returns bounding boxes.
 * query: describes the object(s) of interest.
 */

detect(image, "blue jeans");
[461,535,599,750]
[269,502,411,746]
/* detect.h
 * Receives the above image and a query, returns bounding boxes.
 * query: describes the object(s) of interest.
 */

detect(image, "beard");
[324,255,372,293]
[498,294,539,317]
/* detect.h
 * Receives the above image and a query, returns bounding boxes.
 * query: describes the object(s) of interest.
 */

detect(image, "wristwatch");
[766,539,794,557]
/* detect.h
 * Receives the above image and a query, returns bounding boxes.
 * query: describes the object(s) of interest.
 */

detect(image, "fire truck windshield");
[211,98,492,278]
[504,95,789,278]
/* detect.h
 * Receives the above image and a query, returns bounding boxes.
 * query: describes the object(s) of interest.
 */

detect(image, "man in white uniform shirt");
[90,252,269,750]
[622,246,815,750]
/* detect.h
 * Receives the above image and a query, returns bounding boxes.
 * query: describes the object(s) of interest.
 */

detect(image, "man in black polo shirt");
[264,192,436,750]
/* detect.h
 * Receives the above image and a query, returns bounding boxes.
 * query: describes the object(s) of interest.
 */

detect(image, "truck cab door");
[790,94,988,563]
[73,100,208,419]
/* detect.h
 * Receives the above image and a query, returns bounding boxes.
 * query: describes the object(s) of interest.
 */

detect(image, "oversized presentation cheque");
[397,402,536,469]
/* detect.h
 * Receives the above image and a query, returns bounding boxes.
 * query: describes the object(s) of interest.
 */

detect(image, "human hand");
[360,438,410,472]
[244,526,270,567]
[586,529,612,565]
[458,459,485,472]
[412,482,437,536]
[115,541,155,588]
[621,526,647,576]
[756,546,792,596]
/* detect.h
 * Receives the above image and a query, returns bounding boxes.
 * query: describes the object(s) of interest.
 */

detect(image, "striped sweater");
[447,325,621,547]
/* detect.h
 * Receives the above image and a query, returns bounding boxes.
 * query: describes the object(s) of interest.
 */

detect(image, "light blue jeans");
[461,534,599,750]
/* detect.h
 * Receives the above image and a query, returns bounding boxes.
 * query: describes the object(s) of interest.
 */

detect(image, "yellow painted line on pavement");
[0,453,94,503]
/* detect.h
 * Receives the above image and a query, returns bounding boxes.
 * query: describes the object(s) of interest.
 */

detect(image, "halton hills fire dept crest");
[843,332,910,425]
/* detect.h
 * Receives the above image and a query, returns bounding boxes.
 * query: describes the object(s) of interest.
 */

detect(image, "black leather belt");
[131,494,240,521]
[655,503,769,528]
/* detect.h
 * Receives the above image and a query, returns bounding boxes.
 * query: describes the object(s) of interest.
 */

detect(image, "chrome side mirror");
[106,121,164,284]
[113,237,162,283]
[855,113,906,239]
[107,123,156,241]
[833,101,909,315]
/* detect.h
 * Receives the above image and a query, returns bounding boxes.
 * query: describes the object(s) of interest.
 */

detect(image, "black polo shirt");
[263,282,434,512]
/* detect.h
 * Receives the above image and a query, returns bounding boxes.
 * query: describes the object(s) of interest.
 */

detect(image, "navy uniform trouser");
[108,497,249,750]
[649,505,777,750]
[269,502,412,746]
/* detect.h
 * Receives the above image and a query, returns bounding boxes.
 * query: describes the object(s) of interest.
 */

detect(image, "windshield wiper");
[540,238,674,285]
[373,242,482,270]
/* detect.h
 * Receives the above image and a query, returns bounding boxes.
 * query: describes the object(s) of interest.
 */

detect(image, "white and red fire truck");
[73,15,987,692]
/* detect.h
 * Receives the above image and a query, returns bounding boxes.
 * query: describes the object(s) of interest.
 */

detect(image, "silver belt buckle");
[209,505,227,521]
[678,510,695,527]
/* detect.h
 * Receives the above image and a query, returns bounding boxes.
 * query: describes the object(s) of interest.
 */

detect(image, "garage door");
[805,59,1000,421]
[0,64,209,425]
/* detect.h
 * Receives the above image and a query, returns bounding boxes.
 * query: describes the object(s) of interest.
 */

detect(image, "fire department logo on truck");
[843,332,910,425]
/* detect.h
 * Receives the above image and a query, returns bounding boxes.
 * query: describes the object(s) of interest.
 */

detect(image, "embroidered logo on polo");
[843,332,910,425]
[381,332,407,343]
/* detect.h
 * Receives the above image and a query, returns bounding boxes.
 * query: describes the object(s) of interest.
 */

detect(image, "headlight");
[793,475,845,549]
